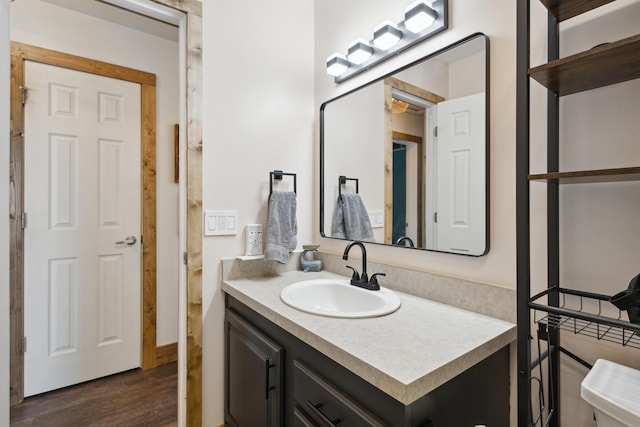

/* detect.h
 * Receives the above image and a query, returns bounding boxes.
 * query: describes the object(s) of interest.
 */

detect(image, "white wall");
[10,0,180,346]
[448,51,484,99]
[1,0,11,423]
[201,0,315,424]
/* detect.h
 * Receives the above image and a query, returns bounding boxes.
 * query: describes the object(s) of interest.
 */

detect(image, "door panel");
[49,134,77,229]
[49,257,78,356]
[97,254,125,346]
[23,60,142,396]
[435,92,486,255]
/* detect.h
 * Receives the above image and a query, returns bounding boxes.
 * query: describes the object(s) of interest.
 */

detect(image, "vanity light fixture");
[326,53,350,77]
[404,0,438,34]
[325,0,448,83]
[373,20,403,51]
[347,39,374,65]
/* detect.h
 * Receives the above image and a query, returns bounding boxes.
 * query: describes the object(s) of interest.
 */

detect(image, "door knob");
[115,235,137,245]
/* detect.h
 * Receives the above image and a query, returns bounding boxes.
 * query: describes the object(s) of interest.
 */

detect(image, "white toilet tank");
[581,359,640,427]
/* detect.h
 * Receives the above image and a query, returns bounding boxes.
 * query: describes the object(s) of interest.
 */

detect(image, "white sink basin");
[280,278,401,318]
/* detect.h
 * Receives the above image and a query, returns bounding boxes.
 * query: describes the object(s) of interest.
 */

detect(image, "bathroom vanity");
[222,255,516,426]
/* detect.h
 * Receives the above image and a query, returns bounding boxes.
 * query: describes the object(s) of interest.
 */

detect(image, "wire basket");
[530,287,640,349]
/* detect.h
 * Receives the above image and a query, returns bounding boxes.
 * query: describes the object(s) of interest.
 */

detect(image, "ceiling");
[41,0,179,42]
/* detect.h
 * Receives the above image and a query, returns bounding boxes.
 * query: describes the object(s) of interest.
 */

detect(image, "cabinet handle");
[305,401,341,426]
[265,357,276,400]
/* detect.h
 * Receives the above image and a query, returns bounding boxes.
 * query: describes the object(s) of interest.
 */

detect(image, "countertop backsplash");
[222,250,515,323]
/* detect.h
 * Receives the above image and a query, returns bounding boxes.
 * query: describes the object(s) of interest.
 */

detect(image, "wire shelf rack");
[530,287,640,350]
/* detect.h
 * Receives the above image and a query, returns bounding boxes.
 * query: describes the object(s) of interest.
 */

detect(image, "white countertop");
[222,270,516,405]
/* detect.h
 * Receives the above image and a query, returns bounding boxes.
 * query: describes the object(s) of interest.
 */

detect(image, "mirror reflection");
[321,33,489,256]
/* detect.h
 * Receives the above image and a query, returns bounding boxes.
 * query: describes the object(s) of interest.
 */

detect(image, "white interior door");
[23,60,142,396]
[435,92,486,255]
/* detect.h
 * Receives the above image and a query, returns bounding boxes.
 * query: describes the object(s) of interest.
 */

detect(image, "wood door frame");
[9,42,158,402]
[120,2,203,424]
[383,77,444,246]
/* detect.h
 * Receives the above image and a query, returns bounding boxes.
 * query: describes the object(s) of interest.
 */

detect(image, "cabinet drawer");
[293,406,317,427]
[293,359,387,427]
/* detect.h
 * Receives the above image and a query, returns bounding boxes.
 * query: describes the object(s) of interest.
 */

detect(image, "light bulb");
[373,20,403,51]
[326,53,349,77]
[347,39,373,65]
[404,0,437,34]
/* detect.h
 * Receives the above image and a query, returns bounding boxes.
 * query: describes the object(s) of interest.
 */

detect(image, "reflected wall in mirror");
[321,33,489,256]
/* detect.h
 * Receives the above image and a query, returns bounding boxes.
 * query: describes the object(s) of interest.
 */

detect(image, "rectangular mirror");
[321,33,489,256]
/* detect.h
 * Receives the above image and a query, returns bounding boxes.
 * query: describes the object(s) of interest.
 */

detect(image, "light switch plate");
[204,210,238,236]
[369,210,384,228]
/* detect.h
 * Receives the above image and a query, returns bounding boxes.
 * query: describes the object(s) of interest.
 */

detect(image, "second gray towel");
[265,191,297,264]
[331,193,374,242]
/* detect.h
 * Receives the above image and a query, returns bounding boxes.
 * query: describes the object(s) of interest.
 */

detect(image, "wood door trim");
[146,2,203,424]
[9,42,25,408]
[11,42,156,85]
[184,12,203,425]
[392,131,422,144]
[9,42,158,404]
[384,77,445,104]
[140,2,203,424]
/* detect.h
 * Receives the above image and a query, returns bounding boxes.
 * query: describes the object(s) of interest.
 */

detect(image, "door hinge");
[21,212,27,229]
[19,86,28,106]
[434,212,438,223]
[21,336,27,354]
[434,126,438,137]
[183,252,187,265]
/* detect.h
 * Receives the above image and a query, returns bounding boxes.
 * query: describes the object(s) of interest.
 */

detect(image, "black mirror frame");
[320,32,490,256]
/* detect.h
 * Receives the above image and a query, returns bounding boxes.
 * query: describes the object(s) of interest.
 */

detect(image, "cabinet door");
[225,309,283,427]
[293,359,388,427]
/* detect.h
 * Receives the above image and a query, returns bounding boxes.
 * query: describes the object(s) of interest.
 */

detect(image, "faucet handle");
[369,273,386,286]
[345,265,360,281]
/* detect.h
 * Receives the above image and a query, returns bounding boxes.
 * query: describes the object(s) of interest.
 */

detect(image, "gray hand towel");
[331,193,374,242]
[331,198,347,239]
[265,191,297,263]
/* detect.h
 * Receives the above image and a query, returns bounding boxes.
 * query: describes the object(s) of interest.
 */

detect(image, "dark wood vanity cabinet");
[225,309,283,427]
[225,295,509,426]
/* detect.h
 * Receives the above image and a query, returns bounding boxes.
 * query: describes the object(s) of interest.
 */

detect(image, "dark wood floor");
[10,362,177,427]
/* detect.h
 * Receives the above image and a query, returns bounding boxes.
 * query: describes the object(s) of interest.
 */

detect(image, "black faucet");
[342,241,385,291]
[395,236,415,248]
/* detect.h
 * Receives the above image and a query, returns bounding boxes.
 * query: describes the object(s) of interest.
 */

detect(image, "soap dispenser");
[300,244,323,272]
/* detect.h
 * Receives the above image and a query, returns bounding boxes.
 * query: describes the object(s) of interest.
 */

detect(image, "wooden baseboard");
[156,342,178,365]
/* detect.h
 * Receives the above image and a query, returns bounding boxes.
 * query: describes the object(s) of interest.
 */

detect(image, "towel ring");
[338,175,359,200]
[270,170,297,194]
